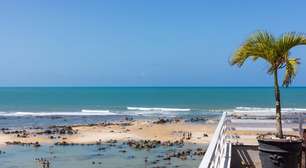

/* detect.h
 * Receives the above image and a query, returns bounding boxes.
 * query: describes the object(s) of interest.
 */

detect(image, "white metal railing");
[228,111,305,144]
[199,112,231,168]
[199,110,305,168]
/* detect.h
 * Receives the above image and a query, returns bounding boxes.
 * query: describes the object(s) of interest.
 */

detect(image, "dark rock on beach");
[35,157,50,168]
[37,126,77,135]
[6,141,41,147]
[153,118,180,124]
[185,117,208,123]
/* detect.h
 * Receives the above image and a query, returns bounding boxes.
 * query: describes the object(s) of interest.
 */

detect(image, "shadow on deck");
[231,144,306,168]
[231,145,261,168]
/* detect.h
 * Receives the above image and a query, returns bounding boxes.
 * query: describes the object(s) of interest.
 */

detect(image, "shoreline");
[0,118,215,167]
[0,118,217,148]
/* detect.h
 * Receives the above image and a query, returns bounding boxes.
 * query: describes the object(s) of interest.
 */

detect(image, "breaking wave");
[127,107,191,112]
[232,107,306,113]
[0,110,117,116]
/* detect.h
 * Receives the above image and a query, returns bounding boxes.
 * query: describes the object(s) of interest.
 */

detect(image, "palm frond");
[277,32,306,55]
[231,31,305,87]
[282,58,300,87]
[231,31,276,67]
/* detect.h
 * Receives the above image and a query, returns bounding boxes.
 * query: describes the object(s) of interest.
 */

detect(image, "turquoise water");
[0,87,306,127]
[0,87,305,110]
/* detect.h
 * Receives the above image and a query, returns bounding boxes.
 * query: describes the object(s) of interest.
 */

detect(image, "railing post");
[199,112,231,168]
[299,113,303,138]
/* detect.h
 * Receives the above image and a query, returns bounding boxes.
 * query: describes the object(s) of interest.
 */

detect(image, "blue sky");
[0,0,305,86]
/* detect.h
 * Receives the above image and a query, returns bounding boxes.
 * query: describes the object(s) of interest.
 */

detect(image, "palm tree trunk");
[274,70,283,138]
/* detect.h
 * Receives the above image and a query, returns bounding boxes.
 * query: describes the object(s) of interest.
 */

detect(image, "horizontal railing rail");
[228,111,305,143]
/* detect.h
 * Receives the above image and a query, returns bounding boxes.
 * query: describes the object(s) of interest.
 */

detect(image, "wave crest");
[0,110,117,116]
[127,107,191,112]
[233,107,306,113]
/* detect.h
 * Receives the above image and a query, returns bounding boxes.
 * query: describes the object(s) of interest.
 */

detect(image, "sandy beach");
[0,117,219,168]
[0,119,216,148]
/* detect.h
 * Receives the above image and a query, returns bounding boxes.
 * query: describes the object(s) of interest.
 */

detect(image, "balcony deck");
[199,111,305,168]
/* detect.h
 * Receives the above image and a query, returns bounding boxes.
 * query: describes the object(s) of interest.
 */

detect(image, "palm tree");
[231,31,306,138]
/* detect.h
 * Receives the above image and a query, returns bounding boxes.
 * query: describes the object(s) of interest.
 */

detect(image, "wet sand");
[0,119,216,147]
[0,119,217,167]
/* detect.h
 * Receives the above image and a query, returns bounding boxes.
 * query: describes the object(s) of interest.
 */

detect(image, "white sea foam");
[127,107,191,112]
[126,107,191,117]
[208,109,229,113]
[127,110,177,117]
[232,107,306,113]
[81,109,112,113]
[0,110,117,116]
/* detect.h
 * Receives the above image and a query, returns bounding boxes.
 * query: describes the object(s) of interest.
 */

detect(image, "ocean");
[1,87,305,168]
[0,87,305,128]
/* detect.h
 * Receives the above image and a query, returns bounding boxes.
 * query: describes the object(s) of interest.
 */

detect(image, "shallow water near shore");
[0,142,206,168]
